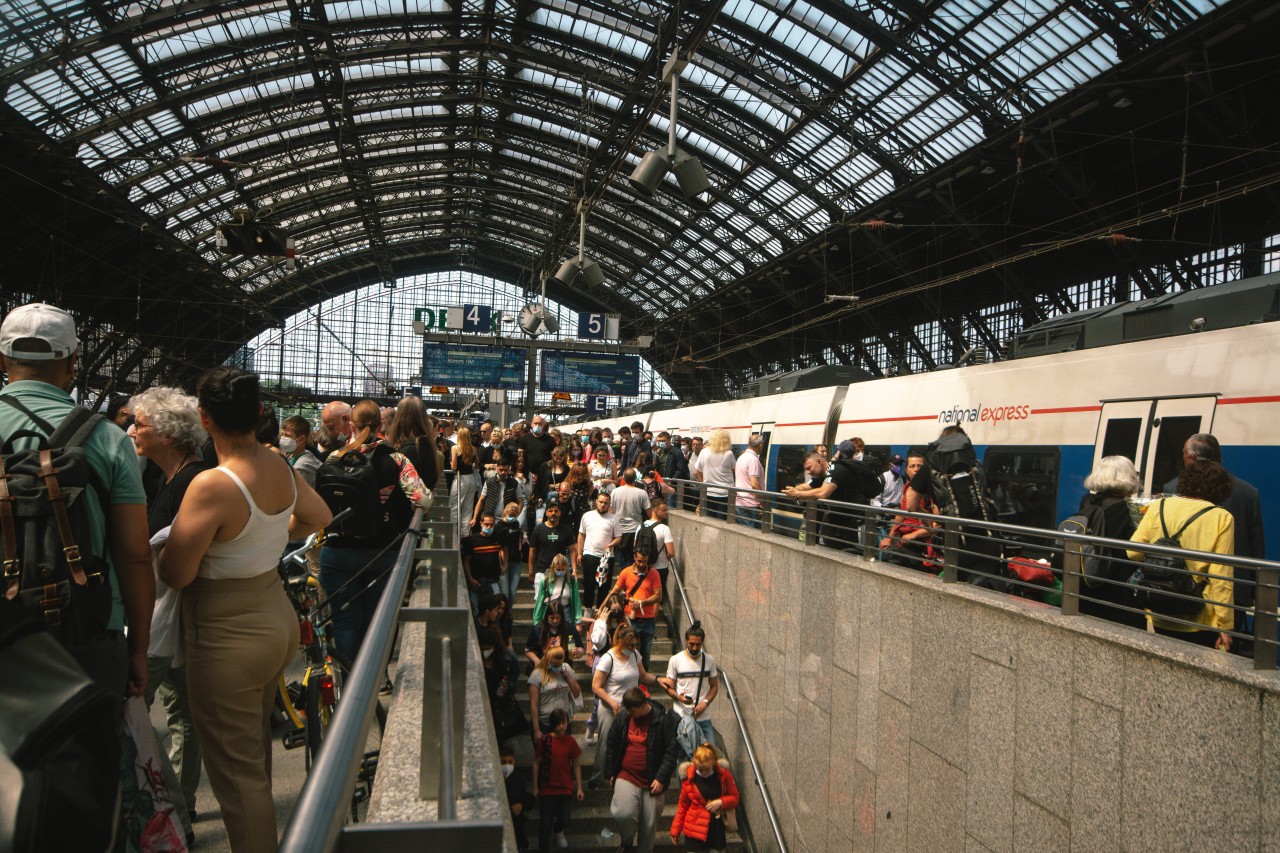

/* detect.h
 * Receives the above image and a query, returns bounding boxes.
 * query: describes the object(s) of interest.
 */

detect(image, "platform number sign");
[445,304,493,333]
[577,313,619,341]
[586,395,607,416]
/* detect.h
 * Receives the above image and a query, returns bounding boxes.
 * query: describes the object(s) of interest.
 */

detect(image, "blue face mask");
[533,426,543,435]
[656,441,668,450]
[481,526,494,535]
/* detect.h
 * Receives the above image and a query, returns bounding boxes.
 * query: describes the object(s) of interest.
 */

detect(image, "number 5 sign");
[577,313,620,341]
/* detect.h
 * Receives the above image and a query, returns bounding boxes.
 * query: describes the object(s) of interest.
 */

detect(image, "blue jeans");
[320,545,397,665]
[735,506,761,529]
[469,579,501,615]
[633,617,655,671]
[499,563,523,602]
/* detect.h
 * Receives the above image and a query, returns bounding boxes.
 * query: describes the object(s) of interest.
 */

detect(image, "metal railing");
[670,478,1280,671]
[280,506,425,853]
[667,551,788,853]
[281,477,506,852]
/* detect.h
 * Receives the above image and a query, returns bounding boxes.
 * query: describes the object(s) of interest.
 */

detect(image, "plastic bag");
[119,696,187,853]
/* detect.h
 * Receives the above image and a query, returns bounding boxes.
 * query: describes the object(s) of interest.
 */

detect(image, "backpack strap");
[1170,503,1220,541]
[36,448,88,586]
[0,395,55,434]
[0,452,18,599]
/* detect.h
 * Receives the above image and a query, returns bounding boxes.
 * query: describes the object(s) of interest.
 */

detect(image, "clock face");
[518,303,543,335]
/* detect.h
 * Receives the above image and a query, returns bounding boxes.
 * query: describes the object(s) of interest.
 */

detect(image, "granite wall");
[668,514,1280,853]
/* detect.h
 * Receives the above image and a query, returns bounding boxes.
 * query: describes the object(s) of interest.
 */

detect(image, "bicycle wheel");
[303,669,337,773]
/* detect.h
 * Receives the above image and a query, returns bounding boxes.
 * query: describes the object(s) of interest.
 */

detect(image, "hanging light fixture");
[628,50,709,201]
[554,200,606,288]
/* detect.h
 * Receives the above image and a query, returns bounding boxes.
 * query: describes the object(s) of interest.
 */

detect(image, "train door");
[1093,396,1216,495]
[1143,397,1217,494]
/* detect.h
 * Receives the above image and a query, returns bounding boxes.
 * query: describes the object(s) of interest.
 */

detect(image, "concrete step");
[522,829,743,853]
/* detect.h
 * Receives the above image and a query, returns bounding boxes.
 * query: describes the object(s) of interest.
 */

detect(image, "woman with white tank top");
[161,367,330,853]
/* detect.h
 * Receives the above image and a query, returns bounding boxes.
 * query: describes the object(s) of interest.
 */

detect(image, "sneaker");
[585,729,598,745]
[554,831,568,849]
[379,678,393,696]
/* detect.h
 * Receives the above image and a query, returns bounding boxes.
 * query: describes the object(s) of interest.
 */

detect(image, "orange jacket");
[670,763,741,842]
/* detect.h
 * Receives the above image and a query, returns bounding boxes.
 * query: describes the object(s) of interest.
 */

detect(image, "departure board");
[422,342,526,390]
[539,351,640,395]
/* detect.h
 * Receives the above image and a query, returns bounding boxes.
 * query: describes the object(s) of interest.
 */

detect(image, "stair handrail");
[668,551,789,853]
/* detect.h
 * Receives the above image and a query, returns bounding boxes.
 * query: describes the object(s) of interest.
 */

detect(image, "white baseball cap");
[0,303,79,361]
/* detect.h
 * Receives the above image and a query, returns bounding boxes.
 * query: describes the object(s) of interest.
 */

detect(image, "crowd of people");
[3,299,1266,853]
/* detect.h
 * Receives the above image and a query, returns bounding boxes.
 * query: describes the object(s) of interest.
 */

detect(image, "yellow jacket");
[1127,496,1235,632]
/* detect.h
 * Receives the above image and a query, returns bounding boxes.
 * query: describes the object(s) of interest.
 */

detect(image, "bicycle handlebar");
[281,507,353,569]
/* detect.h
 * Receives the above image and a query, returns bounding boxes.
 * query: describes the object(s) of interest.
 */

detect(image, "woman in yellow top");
[1127,459,1235,651]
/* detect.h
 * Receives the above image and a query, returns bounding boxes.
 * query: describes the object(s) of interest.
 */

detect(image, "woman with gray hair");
[129,385,210,842]
[1076,455,1144,629]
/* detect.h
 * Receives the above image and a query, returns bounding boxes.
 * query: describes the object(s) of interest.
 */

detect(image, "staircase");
[504,580,743,852]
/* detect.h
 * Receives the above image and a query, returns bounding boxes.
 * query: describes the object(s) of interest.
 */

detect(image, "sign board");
[585,395,607,416]
[415,306,500,333]
[552,392,572,401]
[445,304,493,333]
[423,342,526,390]
[576,313,621,341]
[539,351,640,396]
[429,385,449,394]
[404,386,422,398]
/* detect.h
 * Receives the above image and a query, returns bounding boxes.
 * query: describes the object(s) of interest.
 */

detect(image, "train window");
[1100,418,1142,463]
[1151,415,1202,494]
[775,445,811,490]
[982,446,1061,531]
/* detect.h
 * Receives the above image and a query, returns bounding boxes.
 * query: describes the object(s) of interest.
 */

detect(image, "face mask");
[696,767,715,778]
[533,426,543,435]
[502,763,515,778]
[554,570,567,578]
[481,526,494,535]
[656,441,668,450]
[482,648,493,659]
[279,436,297,454]
[688,648,702,658]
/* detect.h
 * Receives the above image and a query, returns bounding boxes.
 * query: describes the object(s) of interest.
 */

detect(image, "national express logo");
[938,402,1031,426]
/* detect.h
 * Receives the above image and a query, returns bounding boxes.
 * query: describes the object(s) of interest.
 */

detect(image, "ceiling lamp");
[553,201,606,288]
[628,50,709,201]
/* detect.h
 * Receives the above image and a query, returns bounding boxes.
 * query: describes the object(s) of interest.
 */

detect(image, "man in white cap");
[0,303,154,706]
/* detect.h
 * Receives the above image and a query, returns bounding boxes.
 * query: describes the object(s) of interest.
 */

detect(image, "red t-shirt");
[616,566,662,620]
[618,712,652,788]
[536,733,581,796]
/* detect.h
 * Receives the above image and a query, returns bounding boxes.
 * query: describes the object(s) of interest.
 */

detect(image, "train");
[555,275,1280,559]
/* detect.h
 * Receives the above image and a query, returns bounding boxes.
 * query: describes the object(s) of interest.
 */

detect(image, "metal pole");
[942,519,959,583]
[439,636,457,820]
[668,74,678,156]
[1061,537,1082,616]
[1254,567,1278,671]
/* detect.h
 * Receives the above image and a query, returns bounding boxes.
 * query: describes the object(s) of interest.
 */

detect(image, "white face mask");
[501,763,515,778]
[279,436,297,454]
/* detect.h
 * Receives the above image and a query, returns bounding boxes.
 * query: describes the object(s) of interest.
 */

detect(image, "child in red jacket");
[670,744,740,852]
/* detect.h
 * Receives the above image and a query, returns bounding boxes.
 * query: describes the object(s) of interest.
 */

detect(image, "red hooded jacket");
[670,763,741,842]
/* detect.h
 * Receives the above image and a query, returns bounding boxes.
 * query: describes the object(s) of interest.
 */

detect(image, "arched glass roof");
[1,0,1255,402]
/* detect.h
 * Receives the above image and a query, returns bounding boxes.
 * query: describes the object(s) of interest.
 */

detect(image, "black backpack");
[830,458,882,504]
[316,442,406,542]
[1057,500,1122,587]
[632,520,660,562]
[1132,501,1219,616]
[0,398,112,647]
[926,434,996,522]
[0,598,121,852]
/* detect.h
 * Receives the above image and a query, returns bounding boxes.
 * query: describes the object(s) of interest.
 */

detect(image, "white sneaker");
[554,831,568,849]
[585,730,598,745]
